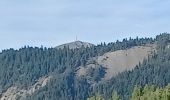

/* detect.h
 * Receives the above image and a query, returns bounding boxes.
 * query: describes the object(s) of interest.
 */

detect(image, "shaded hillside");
[1,76,51,100]
[93,33,170,100]
[1,33,168,100]
[88,83,170,100]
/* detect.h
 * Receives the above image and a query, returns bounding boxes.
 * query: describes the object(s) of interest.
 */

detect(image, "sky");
[0,0,170,50]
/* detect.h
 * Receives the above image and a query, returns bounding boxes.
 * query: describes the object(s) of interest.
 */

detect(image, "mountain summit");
[1,34,170,100]
[56,41,94,49]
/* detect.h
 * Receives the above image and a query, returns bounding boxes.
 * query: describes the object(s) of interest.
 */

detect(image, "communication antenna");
[76,35,78,41]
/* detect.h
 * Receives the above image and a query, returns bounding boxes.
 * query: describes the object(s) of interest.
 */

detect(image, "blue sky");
[0,0,170,50]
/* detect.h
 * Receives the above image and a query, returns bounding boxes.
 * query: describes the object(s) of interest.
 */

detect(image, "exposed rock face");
[0,76,52,100]
[56,41,94,49]
[76,44,156,80]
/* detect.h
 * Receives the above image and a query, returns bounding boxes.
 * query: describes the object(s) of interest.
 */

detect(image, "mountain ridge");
[0,33,170,100]
[56,41,94,49]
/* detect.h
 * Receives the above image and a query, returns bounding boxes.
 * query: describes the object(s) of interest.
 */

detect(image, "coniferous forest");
[1,33,170,100]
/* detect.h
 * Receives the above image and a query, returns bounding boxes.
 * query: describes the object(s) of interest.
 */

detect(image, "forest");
[0,33,170,100]
[88,84,170,100]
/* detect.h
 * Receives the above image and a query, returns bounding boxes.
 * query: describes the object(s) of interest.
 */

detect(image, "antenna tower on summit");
[76,35,78,41]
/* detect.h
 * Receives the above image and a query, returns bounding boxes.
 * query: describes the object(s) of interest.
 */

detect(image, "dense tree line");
[131,84,170,100]
[88,83,170,100]
[117,83,170,100]
[93,33,170,100]
[0,33,169,100]
[87,90,121,100]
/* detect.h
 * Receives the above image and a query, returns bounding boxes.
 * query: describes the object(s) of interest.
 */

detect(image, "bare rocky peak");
[56,41,94,49]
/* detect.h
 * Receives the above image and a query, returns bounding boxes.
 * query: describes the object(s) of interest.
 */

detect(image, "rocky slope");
[0,76,52,100]
[76,44,156,80]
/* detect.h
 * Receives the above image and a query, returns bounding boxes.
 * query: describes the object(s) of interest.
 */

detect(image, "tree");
[87,94,104,100]
[131,86,142,100]
[112,91,121,100]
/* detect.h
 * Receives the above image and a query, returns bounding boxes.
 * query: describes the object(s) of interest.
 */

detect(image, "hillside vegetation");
[88,83,170,100]
[0,33,170,100]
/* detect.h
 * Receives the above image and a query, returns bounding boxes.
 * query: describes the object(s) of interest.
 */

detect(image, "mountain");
[56,41,94,49]
[76,44,156,80]
[0,33,170,100]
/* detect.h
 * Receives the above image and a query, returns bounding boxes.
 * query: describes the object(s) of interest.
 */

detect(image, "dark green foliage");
[87,94,104,100]
[87,90,121,100]
[0,33,169,100]
[86,65,106,82]
[89,83,170,100]
[130,84,170,100]
[94,33,170,100]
